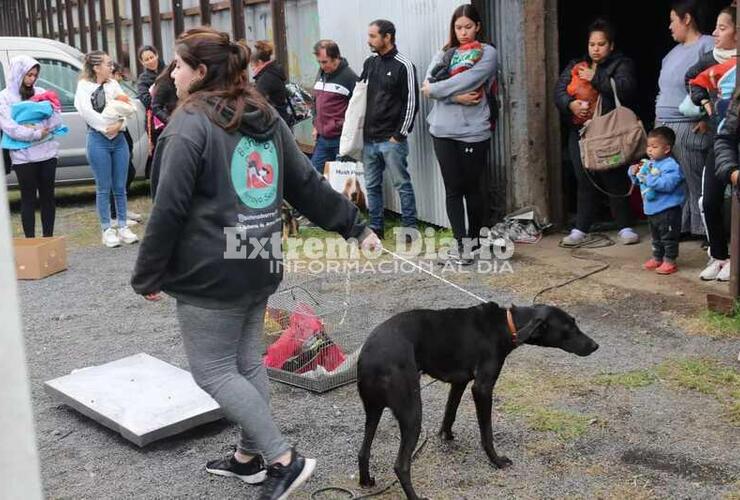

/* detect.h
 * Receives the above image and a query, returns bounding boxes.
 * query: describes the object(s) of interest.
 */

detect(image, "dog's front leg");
[471,371,512,469]
[439,382,467,441]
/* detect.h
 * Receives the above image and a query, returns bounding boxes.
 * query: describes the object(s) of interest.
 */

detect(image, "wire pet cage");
[263,275,367,393]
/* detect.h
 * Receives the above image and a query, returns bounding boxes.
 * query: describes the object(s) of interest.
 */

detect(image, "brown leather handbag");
[579,78,647,171]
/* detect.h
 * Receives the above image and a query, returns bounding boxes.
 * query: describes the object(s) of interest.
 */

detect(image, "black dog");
[357,302,599,500]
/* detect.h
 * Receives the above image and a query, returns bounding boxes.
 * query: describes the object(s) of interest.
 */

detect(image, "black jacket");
[360,47,419,142]
[686,50,719,107]
[713,100,740,184]
[136,62,165,109]
[254,61,290,123]
[554,51,638,128]
[131,102,370,307]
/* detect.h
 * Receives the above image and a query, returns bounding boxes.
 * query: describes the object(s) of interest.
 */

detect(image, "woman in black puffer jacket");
[250,40,291,126]
[554,18,639,247]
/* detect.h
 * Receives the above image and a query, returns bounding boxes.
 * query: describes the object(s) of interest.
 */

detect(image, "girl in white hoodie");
[74,50,138,248]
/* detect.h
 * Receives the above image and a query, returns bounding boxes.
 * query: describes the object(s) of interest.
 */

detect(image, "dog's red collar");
[506,308,518,347]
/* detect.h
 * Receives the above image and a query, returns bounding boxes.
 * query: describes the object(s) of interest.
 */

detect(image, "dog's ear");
[516,318,544,344]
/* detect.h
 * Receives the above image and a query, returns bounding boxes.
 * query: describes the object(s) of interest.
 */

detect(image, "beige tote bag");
[579,78,647,171]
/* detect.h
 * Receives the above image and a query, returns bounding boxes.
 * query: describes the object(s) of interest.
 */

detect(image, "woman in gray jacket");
[422,4,497,265]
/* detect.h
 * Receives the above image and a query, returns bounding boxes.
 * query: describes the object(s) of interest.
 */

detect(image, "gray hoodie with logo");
[425,44,497,143]
[131,102,370,308]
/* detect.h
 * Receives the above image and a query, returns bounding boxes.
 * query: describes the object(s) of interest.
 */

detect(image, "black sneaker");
[259,448,316,500]
[205,454,266,484]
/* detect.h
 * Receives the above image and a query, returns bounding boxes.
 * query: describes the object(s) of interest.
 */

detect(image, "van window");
[36,59,80,112]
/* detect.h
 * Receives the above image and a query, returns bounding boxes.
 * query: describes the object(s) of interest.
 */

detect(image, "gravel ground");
[19,241,740,499]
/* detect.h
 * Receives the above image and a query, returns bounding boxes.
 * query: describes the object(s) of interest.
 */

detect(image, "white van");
[0,37,148,186]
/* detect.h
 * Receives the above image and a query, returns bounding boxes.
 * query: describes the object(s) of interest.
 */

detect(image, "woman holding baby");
[422,4,498,265]
[75,50,138,248]
[554,18,639,247]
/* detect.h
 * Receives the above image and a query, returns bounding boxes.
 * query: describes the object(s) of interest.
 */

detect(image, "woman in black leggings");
[422,4,498,265]
[0,56,62,237]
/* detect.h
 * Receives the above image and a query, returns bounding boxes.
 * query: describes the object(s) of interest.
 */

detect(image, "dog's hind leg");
[439,382,468,441]
[471,376,512,469]
[358,404,382,488]
[392,388,425,500]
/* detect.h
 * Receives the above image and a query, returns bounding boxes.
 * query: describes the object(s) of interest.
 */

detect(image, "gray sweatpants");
[176,295,290,463]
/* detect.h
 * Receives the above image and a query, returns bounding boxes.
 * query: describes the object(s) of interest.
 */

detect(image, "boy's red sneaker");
[643,258,663,270]
[656,262,678,275]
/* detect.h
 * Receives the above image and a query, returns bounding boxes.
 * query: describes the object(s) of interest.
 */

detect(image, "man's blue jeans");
[86,130,130,230]
[311,135,340,174]
[362,140,417,231]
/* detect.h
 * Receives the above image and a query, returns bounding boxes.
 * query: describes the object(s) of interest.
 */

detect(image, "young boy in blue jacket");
[629,127,685,275]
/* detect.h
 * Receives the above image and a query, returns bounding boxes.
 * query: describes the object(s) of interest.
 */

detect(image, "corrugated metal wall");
[318,0,465,227]
[317,0,518,227]
[486,0,521,220]
[122,0,319,144]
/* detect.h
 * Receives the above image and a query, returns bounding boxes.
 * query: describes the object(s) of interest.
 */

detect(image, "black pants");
[13,158,57,238]
[568,129,633,232]
[110,131,136,220]
[649,205,682,261]
[701,149,729,260]
[432,136,490,246]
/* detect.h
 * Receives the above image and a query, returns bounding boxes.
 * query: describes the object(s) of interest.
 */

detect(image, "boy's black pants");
[649,205,682,261]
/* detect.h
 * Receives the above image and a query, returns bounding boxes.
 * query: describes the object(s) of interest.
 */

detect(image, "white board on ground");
[44,353,223,447]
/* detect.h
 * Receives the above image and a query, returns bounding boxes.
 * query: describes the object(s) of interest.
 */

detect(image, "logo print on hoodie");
[231,136,279,209]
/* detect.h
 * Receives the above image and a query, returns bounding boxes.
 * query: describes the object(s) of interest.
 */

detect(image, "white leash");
[381,248,488,304]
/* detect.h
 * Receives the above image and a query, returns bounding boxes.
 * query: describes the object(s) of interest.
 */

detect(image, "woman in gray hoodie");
[422,4,497,265]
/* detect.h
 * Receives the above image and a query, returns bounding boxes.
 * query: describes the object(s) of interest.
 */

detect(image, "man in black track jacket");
[360,19,419,238]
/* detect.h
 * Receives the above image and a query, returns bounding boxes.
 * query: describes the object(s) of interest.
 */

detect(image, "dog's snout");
[577,338,599,356]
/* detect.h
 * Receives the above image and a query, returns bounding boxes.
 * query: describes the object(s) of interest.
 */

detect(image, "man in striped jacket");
[311,40,358,173]
[361,19,419,239]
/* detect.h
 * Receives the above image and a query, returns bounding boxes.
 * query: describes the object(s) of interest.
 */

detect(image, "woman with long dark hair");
[422,4,497,265]
[554,18,639,247]
[687,6,737,281]
[135,45,166,111]
[131,27,379,500]
[0,56,62,238]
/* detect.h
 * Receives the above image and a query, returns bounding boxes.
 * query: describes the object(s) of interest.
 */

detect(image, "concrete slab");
[44,353,222,447]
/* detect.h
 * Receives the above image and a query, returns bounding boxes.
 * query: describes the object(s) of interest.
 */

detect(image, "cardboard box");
[13,237,67,280]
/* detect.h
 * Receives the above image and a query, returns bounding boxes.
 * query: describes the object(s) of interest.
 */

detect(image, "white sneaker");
[618,227,640,245]
[102,228,120,248]
[118,226,139,244]
[699,258,727,281]
[127,211,143,222]
[717,261,731,282]
[561,229,586,247]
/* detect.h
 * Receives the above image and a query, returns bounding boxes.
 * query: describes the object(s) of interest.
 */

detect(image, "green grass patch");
[657,358,739,396]
[495,369,596,441]
[595,358,740,426]
[502,402,591,440]
[699,309,740,339]
[594,369,657,389]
